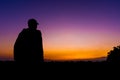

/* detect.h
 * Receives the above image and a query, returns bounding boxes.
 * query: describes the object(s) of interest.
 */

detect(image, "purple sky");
[0,0,120,61]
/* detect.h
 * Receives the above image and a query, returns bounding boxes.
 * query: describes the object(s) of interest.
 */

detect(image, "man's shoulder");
[20,28,42,34]
[21,28,30,32]
[22,28,28,31]
[36,30,41,32]
[36,30,42,34]
[18,28,28,35]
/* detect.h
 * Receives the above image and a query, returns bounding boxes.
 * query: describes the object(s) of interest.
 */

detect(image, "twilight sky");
[0,0,120,61]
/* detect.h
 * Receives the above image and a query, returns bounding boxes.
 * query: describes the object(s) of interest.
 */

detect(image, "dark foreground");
[0,61,119,77]
[0,60,108,65]
[0,61,111,71]
[0,60,119,65]
[0,61,119,67]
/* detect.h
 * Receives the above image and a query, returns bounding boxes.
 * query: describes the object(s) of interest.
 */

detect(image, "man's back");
[14,19,44,63]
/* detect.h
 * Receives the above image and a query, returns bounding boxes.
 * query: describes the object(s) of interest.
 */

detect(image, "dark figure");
[14,19,44,63]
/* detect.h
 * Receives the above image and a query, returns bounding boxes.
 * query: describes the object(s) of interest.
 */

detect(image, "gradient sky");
[0,0,120,61]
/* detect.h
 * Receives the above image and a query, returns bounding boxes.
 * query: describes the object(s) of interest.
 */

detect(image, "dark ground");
[0,61,119,78]
[0,60,118,68]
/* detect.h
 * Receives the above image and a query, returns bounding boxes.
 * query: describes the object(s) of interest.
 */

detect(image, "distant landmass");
[44,57,106,62]
[77,57,106,62]
[0,56,106,62]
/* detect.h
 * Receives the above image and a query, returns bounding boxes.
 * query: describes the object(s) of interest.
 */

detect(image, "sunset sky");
[0,0,120,61]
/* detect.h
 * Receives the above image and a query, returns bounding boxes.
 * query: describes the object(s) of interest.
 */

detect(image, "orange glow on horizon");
[0,47,108,61]
[44,48,108,61]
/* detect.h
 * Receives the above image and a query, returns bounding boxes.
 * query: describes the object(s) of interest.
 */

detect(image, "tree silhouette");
[107,45,120,63]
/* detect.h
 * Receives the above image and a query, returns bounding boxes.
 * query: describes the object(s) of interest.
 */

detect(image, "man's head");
[28,18,39,30]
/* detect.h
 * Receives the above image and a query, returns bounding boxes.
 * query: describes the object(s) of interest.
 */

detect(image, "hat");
[28,18,39,25]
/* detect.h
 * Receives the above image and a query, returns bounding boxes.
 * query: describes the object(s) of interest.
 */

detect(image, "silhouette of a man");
[14,19,44,63]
